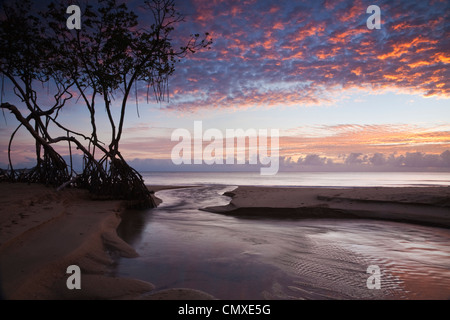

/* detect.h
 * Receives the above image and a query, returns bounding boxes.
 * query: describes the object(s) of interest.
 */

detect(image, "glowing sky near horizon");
[1,0,449,167]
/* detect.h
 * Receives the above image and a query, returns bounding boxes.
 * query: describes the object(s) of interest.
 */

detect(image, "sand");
[203,186,450,228]
[1,182,449,300]
[0,182,214,300]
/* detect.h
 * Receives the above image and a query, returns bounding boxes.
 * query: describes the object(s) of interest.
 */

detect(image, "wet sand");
[0,182,213,300]
[115,185,450,300]
[203,186,450,228]
[1,182,449,299]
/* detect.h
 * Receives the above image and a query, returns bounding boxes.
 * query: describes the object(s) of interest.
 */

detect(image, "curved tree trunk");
[1,102,155,209]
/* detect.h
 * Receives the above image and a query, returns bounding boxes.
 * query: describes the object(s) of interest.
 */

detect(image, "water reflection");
[117,208,153,246]
[115,186,450,300]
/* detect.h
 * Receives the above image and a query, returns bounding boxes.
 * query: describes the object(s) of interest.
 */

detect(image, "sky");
[1,0,449,171]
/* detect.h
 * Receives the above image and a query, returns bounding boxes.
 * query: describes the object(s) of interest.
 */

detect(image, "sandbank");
[203,186,450,228]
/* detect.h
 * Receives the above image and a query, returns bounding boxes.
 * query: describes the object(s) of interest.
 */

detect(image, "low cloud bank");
[2,151,450,172]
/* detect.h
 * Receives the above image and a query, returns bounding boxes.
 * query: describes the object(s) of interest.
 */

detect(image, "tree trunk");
[1,102,155,209]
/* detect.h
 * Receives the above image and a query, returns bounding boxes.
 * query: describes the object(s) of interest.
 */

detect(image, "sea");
[113,171,450,299]
[139,171,450,188]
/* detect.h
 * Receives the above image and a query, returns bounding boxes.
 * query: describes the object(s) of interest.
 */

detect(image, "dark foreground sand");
[1,182,449,299]
[0,182,214,300]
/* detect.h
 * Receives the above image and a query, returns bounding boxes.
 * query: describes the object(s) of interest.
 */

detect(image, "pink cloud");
[158,0,449,112]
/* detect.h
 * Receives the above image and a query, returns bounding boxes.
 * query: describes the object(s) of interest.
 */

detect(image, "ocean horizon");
[140,171,450,188]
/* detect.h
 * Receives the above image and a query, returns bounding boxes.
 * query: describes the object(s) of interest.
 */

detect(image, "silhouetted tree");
[0,0,72,186]
[0,0,211,208]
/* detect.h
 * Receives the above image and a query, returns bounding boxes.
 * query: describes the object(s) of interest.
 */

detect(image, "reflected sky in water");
[114,186,450,299]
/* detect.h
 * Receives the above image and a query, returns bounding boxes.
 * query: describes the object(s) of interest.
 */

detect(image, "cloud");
[281,150,450,170]
[111,150,450,172]
[301,154,327,166]
[345,153,365,165]
[98,150,450,172]
[3,120,448,168]
[154,0,450,112]
[280,124,450,158]
[118,123,450,162]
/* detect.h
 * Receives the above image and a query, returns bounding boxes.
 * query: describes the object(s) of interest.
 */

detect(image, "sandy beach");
[0,182,213,300]
[1,182,449,300]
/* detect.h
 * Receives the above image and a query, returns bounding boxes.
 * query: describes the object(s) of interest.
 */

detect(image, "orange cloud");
[338,0,363,23]
[378,36,438,60]
[291,22,326,42]
[115,124,450,162]
[280,124,450,159]
[163,0,450,111]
